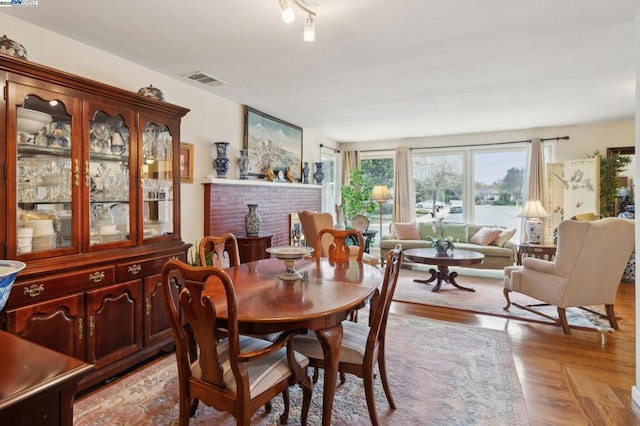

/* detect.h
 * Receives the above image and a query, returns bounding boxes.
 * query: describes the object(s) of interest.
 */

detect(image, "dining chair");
[316,228,365,263]
[161,260,312,425]
[198,233,241,268]
[293,244,403,426]
[297,210,379,266]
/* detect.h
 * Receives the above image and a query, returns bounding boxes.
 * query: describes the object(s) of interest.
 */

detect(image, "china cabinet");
[0,55,190,390]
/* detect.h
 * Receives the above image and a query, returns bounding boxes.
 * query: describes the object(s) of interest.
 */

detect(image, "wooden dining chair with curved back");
[315,228,365,263]
[293,244,403,426]
[161,259,312,425]
[198,233,241,268]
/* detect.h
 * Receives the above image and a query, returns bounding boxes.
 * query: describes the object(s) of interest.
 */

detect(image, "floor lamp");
[371,185,392,262]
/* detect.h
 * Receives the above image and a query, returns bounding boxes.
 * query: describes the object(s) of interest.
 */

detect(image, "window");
[320,150,337,215]
[360,152,394,237]
[413,145,528,241]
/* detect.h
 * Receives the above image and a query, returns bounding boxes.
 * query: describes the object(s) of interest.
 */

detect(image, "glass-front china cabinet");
[0,55,189,390]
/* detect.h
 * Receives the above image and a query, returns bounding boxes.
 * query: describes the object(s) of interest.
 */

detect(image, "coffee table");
[404,248,484,292]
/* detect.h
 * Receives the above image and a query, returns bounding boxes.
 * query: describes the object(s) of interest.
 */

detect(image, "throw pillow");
[418,222,438,240]
[394,223,420,240]
[491,228,516,247]
[469,227,502,246]
[443,222,468,243]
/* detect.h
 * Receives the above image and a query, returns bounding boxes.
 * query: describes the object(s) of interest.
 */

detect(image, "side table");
[230,233,273,263]
[517,242,557,265]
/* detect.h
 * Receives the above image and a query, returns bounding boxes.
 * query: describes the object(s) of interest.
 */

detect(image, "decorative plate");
[0,34,28,60]
[353,214,369,232]
[137,84,165,101]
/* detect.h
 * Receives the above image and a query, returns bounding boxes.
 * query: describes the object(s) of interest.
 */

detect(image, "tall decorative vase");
[244,204,261,237]
[302,162,310,184]
[212,142,230,178]
[238,149,250,180]
[314,162,324,185]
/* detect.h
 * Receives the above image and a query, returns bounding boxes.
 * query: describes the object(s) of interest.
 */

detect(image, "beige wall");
[0,12,338,247]
[339,120,635,163]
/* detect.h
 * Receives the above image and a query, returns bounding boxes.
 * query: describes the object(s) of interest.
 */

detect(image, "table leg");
[315,324,343,426]
[414,266,475,292]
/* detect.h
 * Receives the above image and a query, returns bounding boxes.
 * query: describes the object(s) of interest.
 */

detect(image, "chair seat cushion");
[191,335,309,397]
[293,320,369,365]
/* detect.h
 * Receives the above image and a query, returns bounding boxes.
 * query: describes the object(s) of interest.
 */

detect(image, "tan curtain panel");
[341,150,360,186]
[521,138,545,241]
[393,146,415,223]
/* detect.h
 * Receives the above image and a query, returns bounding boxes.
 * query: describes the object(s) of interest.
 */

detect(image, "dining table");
[209,256,383,425]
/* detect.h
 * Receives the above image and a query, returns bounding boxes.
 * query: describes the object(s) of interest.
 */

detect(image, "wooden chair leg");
[503,288,512,310]
[264,400,272,413]
[557,307,571,334]
[279,388,290,425]
[605,304,619,329]
[363,364,380,426]
[300,373,313,425]
[377,345,396,409]
[312,366,319,384]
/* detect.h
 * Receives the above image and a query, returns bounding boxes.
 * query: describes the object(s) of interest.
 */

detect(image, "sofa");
[379,221,517,269]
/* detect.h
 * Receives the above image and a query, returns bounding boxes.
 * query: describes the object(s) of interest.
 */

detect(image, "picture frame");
[179,143,194,183]
[244,106,303,179]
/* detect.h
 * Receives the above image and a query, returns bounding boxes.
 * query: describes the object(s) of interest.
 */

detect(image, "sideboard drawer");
[116,254,185,281]
[9,266,115,307]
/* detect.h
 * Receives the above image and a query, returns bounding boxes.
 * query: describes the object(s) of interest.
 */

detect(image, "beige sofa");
[380,221,517,269]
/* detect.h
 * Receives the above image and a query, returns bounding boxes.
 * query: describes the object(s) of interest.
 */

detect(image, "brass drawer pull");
[89,315,95,337]
[78,318,84,340]
[24,284,45,298]
[145,297,151,316]
[128,264,142,275]
[89,271,105,283]
[74,158,80,187]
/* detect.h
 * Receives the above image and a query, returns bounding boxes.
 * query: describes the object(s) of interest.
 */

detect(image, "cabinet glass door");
[12,86,80,258]
[87,108,134,247]
[141,121,174,239]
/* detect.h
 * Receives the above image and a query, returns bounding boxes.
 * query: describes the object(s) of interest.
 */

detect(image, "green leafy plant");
[187,240,213,266]
[587,151,632,217]
[341,168,377,227]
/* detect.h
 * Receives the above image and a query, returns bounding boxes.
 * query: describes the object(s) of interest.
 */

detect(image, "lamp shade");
[518,200,550,219]
[371,185,392,202]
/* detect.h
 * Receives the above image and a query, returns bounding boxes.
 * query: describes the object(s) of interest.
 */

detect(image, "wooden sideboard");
[0,331,92,425]
[232,233,273,263]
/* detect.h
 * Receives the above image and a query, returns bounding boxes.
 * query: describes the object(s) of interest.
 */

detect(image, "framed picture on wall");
[244,106,303,179]
[179,143,194,183]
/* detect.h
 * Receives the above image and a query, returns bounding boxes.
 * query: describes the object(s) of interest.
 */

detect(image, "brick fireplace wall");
[203,180,323,247]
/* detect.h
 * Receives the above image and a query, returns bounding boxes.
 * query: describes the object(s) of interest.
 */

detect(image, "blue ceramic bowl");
[0,260,26,311]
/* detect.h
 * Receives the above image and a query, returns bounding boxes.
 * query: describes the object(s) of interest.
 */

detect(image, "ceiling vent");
[182,71,226,88]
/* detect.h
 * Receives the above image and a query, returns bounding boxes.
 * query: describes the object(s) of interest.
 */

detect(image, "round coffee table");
[404,248,484,292]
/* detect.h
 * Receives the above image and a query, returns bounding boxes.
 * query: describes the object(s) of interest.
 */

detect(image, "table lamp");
[518,200,550,244]
[371,185,392,260]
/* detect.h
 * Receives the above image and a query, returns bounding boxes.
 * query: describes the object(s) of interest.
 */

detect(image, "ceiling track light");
[278,0,317,42]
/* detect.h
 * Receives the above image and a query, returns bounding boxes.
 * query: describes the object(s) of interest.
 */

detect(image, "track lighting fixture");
[278,0,317,42]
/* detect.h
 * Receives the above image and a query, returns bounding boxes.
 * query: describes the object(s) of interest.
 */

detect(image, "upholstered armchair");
[503,217,634,334]
[298,210,379,266]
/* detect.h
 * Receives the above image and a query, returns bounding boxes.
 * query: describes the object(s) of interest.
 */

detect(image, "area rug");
[74,313,530,425]
[393,266,616,332]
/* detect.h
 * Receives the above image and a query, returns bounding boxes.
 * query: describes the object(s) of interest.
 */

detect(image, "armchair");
[298,210,379,266]
[503,218,635,334]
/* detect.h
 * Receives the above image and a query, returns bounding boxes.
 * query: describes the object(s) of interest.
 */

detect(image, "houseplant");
[426,212,456,255]
[588,150,632,217]
[341,168,376,228]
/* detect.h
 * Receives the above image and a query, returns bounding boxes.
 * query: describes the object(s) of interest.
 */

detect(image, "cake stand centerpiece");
[266,246,314,280]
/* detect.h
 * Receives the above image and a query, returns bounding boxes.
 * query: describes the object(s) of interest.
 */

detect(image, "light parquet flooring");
[390,281,640,425]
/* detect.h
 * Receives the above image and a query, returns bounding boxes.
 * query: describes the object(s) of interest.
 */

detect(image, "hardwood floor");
[390,281,640,425]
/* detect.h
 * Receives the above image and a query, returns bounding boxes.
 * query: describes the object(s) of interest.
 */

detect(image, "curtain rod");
[355,136,570,153]
[319,143,340,153]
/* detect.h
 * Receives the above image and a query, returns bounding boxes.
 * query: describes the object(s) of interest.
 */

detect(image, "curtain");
[341,150,359,186]
[393,146,415,223]
[521,138,545,241]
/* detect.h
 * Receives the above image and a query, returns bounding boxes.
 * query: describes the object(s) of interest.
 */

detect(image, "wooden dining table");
[209,256,382,425]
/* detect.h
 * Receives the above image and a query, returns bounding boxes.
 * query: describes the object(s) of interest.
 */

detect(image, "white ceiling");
[3,0,639,142]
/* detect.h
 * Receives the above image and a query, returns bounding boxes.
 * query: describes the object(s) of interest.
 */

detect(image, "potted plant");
[588,150,632,217]
[341,168,377,228]
[426,212,456,255]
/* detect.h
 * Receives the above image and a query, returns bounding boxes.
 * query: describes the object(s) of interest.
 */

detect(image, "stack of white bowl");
[17,227,34,253]
[22,219,56,251]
